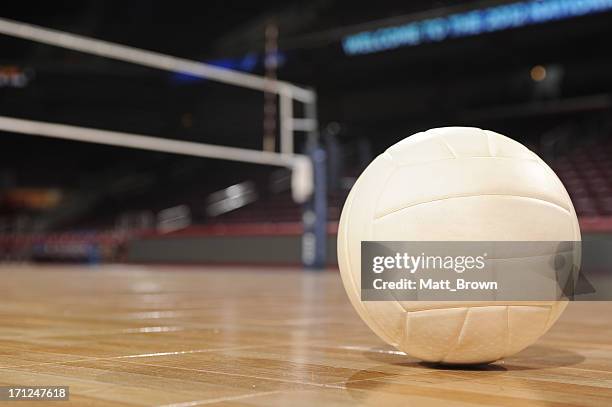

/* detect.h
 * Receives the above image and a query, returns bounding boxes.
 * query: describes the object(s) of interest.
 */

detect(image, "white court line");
[114,311,190,320]
[120,358,339,388]
[0,115,305,168]
[337,345,407,355]
[112,346,261,359]
[156,391,285,407]
[0,17,315,103]
[120,326,186,334]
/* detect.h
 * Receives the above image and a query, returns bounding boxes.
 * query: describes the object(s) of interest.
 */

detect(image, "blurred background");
[1,0,611,267]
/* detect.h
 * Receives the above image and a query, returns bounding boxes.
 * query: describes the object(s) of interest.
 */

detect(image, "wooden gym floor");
[0,265,611,406]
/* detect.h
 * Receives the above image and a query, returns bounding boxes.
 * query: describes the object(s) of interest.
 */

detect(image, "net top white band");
[0,17,315,103]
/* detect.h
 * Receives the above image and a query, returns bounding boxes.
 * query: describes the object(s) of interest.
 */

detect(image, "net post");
[279,88,294,155]
[301,91,327,270]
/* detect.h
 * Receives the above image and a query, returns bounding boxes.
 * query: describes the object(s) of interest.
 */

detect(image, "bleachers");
[553,142,612,217]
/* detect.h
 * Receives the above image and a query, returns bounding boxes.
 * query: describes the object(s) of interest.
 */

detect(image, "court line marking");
[118,358,356,389]
[109,342,436,390]
[121,326,186,333]
[110,311,192,319]
[0,323,377,369]
[0,344,278,370]
[0,340,386,366]
[336,345,407,355]
[1,347,354,390]
[112,345,273,359]
[156,391,285,407]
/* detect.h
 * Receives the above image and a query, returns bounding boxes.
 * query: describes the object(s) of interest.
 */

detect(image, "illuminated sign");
[342,0,612,55]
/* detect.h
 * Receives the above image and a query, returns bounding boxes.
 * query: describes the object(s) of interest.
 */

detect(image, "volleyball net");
[0,17,327,268]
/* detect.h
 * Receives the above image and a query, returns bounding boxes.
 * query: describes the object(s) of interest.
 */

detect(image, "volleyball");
[337,127,581,364]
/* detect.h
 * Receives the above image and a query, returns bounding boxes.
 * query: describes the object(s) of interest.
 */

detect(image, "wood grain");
[0,264,610,406]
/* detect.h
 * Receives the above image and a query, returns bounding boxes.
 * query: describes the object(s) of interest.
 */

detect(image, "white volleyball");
[337,127,580,364]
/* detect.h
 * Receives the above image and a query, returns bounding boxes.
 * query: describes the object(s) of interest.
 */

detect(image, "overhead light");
[530,65,547,82]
